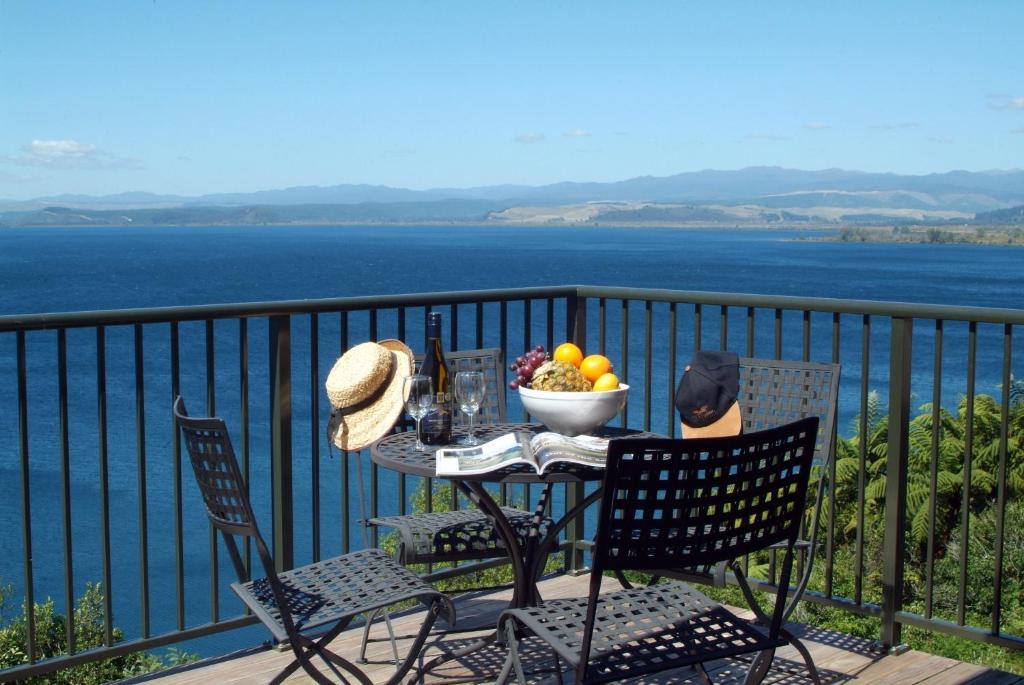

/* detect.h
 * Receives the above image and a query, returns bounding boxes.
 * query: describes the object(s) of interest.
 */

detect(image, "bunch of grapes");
[508,344,547,389]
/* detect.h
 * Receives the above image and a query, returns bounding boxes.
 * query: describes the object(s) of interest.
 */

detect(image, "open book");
[436,431,611,476]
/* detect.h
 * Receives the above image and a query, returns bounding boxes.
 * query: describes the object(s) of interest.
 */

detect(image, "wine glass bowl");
[403,374,433,451]
[455,370,486,446]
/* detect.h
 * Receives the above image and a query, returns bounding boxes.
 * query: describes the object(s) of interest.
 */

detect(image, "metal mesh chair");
[365,348,548,566]
[174,397,455,685]
[619,357,840,684]
[496,417,819,684]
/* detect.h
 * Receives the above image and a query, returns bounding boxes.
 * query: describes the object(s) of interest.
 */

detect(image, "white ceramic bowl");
[518,384,629,436]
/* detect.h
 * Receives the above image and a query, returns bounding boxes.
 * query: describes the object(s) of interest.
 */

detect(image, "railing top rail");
[0,286,581,332]
[574,285,1024,325]
[1,284,1022,332]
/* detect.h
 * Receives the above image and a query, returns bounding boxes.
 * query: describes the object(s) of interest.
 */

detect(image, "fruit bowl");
[519,384,629,436]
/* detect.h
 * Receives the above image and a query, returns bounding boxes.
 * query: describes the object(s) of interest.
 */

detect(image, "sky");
[1,1,1023,200]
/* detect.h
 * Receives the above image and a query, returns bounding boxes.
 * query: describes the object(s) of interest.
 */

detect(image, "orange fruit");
[553,342,584,368]
[579,354,613,383]
[592,372,620,391]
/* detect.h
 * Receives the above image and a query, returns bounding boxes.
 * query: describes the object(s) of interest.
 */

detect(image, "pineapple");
[531,360,593,392]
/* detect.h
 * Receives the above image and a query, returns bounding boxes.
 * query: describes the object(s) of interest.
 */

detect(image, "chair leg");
[494,619,528,685]
[358,607,402,668]
[693,662,713,685]
[740,648,775,685]
[383,597,445,685]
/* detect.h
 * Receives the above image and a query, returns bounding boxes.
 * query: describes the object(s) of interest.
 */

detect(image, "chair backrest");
[594,417,819,575]
[411,347,507,425]
[739,358,840,467]
[173,396,262,582]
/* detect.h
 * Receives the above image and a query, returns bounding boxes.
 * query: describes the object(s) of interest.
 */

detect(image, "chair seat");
[232,548,452,643]
[501,582,787,683]
[369,507,550,565]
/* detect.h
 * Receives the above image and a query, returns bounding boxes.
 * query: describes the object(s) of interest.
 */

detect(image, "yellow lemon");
[579,354,613,383]
[553,342,584,368]
[592,372,620,391]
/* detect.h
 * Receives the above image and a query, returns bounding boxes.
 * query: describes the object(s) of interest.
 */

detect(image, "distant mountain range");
[2,167,1023,227]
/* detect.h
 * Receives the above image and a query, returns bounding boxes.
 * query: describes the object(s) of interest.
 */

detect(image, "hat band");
[325,353,397,450]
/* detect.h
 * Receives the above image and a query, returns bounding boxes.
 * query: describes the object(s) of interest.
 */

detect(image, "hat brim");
[681,401,742,439]
[331,339,414,452]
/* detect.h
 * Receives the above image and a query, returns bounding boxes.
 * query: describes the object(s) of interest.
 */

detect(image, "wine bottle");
[419,312,452,445]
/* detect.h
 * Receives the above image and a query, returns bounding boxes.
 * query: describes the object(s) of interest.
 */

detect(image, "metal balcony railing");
[1,285,1022,681]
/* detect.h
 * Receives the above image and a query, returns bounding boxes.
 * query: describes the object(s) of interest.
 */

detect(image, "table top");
[371,422,655,483]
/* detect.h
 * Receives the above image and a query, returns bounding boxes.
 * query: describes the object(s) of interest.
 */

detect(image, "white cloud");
[563,129,591,138]
[514,132,545,144]
[1012,127,1024,135]
[802,122,830,130]
[1,139,141,169]
[927,136,953,144]
[869,122,921,130]
[988,95,1024,111]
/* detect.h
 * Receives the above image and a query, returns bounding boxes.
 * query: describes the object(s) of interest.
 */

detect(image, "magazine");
[435,431,611,476]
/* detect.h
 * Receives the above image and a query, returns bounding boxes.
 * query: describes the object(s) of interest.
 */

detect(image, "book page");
[435,433,531,475]
[530,432,610,473]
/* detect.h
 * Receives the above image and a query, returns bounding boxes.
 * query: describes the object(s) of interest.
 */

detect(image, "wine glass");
[455,370,486,446]
[403,374,433,451]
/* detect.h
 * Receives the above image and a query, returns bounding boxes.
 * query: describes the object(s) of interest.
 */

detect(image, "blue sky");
[1,1,1022,199]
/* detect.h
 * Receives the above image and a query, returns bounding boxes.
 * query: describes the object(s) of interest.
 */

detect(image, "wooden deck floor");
[137,573,1023,685]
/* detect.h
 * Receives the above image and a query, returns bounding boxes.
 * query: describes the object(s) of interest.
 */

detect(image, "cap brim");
[681,401,742,439]
[332,339,414,452]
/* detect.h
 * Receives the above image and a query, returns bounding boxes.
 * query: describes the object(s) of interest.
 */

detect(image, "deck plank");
[135,572,1022,685]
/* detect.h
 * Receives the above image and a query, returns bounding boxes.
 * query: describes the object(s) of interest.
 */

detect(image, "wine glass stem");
[468,413,475,440]
[414,417,425,451]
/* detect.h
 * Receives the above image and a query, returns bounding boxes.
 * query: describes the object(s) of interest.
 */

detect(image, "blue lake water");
[0,224,1021,659]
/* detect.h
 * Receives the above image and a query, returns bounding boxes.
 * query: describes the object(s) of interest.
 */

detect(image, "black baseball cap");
[674,350,742,438]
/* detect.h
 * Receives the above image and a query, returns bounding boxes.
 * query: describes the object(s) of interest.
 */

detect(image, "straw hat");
[675,350,743,439]
[325,339,413,451]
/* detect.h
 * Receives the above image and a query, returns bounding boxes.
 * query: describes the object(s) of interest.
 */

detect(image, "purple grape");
[534,344,544,353]
[529,355,545,369]
[509,378,520,390]
[521,367,534,380]
[516,355,527,366]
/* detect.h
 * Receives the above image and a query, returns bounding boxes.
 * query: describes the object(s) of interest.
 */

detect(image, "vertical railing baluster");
[598,297,607,353]
[694,303,702,351]
[825,311,840,598]
[476,302,484,348]
[803,310,811,361]
[620,300,629,425]
[369,308,378,342]
[564,289,587,571]
[546,298,555,353]
[340,312,351,553]
[643,301,653,431]
[720,304,728,350]
[239,319,251,575]
[57,330,75,654]
[17,331,35,662]
[134,324,150,638]
[992,324,1012,635]
[855,315,869,605]
[97,326,113,646]
[171,323,184,630]
[746,307,755,357]
[881,315,913,648]
[310,313,321,562]
[957,321,977,626]
[269,315,294,572]
[774,308,783,359]
[925,320,943,618]
[668,303,678,438]
[205,320,218,622]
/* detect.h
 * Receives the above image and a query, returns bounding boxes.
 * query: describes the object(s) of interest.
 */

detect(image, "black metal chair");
[174,396,455,685]
[364,348,547,567]
[617,357,840,684]
[496,417,819,685]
